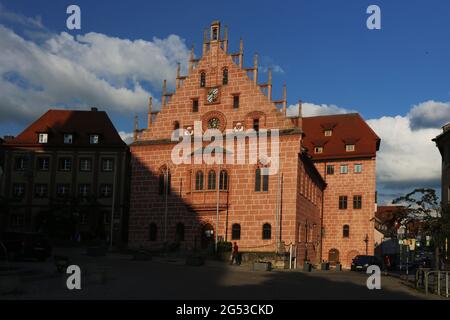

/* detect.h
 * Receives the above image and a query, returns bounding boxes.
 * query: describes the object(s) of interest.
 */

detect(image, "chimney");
[91,107,98,112]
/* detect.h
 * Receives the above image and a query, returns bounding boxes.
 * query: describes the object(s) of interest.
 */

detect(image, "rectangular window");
[326,165,334,175]
[353,195,362,209]
[10,214,24,227]
[59,158,72,171]
[314,146,323,154]
[90,134,99,144]
[340,164,348,174]
[262,174,269,192]
[79,158,92,172]
[34,184,48,198]
[80,212,88,225]
[324,130,332,137]
[346,144,355,152]
[15,157,28,171]
[56,184,71,198]
[102,158,114,172]
[64,134,73,144]
[192,99,199,112]
[78,184,90,198]
[12,184,25,198]
[38,133,48,144]
[339,196,348,209]
[37,157,50,171]
[99,184,113,198]
[255,168,269,192]
[354,164,362,173]
[233,95,240,109]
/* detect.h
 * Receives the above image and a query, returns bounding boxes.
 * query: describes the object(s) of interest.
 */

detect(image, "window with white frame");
[314,146,323,154]
[78,184,90,198]
[79,158,92,172]
[38,133,48,144]
[56,184,71,197]
[37,157,50,171]
[89,134,99,144]
[324,130,332,137]
[100,184,113,198]
[64,134,73,144]
[346,144,355,152]
[354,164,363,173]
[34,184,48,198]
[13,184,25,198]
[59,158,72,171]
[102,158,114,172]
[340,164,348,174]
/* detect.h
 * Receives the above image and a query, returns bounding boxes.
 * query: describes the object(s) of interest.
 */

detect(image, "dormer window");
[314,147,323,154]
[324,130,332,137]
[64,134,73,144]
[346,144,355,152]
[90,134,99,144]
[38,133,48,144]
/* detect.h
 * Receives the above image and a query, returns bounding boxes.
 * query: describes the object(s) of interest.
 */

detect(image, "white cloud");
[367,115,441,189]
[0,3,44,29]
[119,131,134,145]
[407,100,450,130]
[0,21,190,125]
[286,102,355,117]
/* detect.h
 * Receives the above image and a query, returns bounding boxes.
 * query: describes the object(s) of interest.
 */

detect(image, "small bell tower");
[210,21,221,42]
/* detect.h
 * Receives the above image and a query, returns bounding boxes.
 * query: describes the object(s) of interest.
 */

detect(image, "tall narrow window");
[200,72,206,88]
[339,196,348,209]
[353,195,362,209]
[262,223,271,240]
[38,133,48,144]
[195,171,204,190]
[340,164,348,174]
[253,118,260,132]
[149,223,158,241]
[231,223,241,240]
[219,170,228,190]
[262,173,269,192]
[343,225,350,238]
[255,168,261,191]
[222,68,228,85]
[233,95,240,109]
[176,223,185,241]
[207,170,216,190]
[158,173,165,194]
[192,99,199,112]
[354,164,362,173]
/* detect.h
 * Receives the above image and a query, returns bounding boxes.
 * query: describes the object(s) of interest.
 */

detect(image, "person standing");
[230,242,239,265]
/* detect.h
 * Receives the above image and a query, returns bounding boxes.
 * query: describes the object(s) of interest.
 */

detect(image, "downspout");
[320,161,327,263]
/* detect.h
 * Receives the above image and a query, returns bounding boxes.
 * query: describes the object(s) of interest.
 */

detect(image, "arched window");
[200,72,206,87]
[231,223,241,240]
[176,223,185,242]
[253,118,260,132]
[149,223,157,241]
[343,225,350,238]
[195,171,204,190]
[158,170,171,195]
[222,68,228,85]
[219,170,228,190]
[262,223,271,240]
[208,170,216,190]
[255,168,269,192]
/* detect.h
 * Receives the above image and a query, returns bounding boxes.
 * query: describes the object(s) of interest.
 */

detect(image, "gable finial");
[268,68,272,101]
[176,62,181,88]
[188,45,194,73]
[282,83,287,115]
[147,97,153,128]
[223,25,229,53]
[202,28,208,56]
[253,53,258,84]
[298,99,303,118]
[162,80,167,107]
[239,37,243,69]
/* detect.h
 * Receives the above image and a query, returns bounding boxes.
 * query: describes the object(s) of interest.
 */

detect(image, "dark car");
[0,232,52,261]
[351,255,382,271]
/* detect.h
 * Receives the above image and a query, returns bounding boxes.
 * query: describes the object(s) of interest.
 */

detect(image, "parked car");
[0,232,52,261]
[351,255,382,271]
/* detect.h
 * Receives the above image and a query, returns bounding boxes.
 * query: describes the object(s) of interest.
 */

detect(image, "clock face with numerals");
[208,117,220,129]
[207,87,219,103]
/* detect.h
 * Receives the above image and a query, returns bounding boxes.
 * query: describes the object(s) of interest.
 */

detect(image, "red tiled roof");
[375,205,404,223]
[5,109,125,148]
[302,113,380,160]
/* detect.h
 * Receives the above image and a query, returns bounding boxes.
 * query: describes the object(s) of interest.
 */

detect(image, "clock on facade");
[206,87,219,104]
[207,117,220,129]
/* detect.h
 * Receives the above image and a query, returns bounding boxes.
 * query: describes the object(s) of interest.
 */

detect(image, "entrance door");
[328,248,340,265]
[201,223,214,250]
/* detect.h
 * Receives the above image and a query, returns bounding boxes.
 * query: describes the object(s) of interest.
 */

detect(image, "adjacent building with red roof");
[0,108,130,244]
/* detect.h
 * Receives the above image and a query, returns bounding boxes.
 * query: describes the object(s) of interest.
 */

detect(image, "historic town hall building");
[128,21,380,267]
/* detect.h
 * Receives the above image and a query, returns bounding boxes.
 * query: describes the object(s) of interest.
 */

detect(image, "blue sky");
[0,0,449,203]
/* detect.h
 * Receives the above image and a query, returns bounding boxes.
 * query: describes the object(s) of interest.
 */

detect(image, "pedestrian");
[230,242,239,265]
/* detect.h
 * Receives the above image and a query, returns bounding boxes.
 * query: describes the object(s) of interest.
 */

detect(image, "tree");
[392,188,450,270]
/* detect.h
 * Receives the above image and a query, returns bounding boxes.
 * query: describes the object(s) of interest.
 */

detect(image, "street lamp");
[364,234,369,255]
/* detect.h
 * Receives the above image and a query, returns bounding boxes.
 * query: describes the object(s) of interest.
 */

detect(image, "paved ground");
[0,248,442,300]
